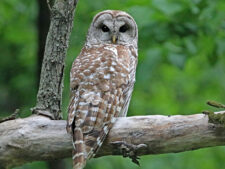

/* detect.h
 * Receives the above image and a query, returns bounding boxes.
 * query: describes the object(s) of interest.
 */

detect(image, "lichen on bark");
[205,111,225,126]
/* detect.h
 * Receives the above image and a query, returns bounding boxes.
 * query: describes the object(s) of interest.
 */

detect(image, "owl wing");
[119,46,137,117]
[119,83,134,117]
[67,88,80,135]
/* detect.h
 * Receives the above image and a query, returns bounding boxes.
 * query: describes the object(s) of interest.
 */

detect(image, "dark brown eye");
[119,25,129,33]
[101,25,109,32]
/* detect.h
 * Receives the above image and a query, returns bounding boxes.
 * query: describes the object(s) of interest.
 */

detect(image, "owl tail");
[72,127,86,169]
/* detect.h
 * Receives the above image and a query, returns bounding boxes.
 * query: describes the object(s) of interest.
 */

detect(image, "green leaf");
[168,53,186,69]
[152,0,184,15]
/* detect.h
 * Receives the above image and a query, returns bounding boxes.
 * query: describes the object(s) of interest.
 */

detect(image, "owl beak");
[112,35,117,44]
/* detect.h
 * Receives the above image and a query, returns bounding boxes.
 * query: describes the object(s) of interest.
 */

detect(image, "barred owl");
[67,10,138,169]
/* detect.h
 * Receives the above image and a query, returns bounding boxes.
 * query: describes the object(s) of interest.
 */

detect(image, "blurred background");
[0,0,225,169]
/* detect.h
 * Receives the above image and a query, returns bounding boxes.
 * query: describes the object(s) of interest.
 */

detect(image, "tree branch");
[32,0,78,120]
[0,112,225,169]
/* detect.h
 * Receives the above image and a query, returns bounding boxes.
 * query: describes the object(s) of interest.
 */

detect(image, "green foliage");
[0,0,37,117]
[1,0,225,169]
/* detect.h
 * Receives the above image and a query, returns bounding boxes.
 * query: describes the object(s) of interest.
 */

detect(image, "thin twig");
[207,100,225,109]
[46,0,52,11]
[0,109,20,123]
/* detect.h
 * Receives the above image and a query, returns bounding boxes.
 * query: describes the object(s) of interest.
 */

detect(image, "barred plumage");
[67,10,138,169]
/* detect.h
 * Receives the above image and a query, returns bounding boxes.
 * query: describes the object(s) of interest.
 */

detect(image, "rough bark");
[33,0,78,120]
[0,112,224,169]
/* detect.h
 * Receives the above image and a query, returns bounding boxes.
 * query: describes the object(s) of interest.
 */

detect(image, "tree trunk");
[32,0,78,120]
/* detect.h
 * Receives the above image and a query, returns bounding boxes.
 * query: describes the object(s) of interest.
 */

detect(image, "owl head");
[86,10,138,47]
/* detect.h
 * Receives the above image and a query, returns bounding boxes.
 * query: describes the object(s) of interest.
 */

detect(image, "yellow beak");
[112,35,117,44]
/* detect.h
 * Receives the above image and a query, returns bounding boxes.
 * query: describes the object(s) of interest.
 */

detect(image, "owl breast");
[71,44,137,93]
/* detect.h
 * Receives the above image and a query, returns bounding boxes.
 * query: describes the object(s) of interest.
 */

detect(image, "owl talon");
[111,141,147,166]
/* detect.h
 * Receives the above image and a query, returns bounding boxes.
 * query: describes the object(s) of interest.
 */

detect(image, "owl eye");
[119,25,129,33]
[101,25,109,32]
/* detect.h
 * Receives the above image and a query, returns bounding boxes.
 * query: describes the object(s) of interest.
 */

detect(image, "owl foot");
[111,141,147,166]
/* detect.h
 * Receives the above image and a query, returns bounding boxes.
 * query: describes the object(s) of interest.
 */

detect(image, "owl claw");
[110,141,147,166]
